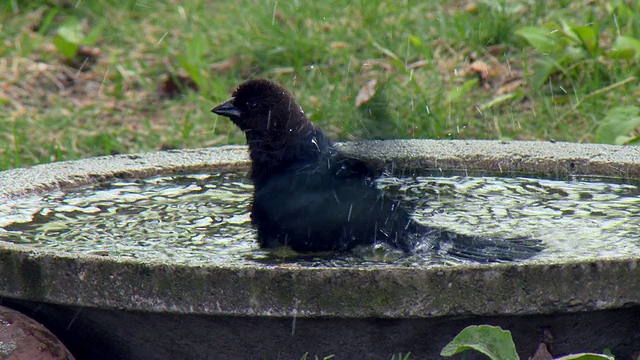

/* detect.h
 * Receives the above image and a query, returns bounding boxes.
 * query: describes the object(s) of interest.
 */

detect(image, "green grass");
[1,0,639,170]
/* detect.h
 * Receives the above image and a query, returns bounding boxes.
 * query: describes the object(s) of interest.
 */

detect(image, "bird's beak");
[211,98,241,118]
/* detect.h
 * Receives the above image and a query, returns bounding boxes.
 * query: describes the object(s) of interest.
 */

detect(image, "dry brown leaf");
[210,57,239,73]
[465,2,478,13]
[277,263,301,268]
[355,79,377,108]
[467,58,526,91]
[158,72,198,98]
[468,61,491,80]
[330,41,350,50]
[308,95,322,109]
[407,59,429,70]
[486,44,506,57]
[77,46,101,59]
[268,67,295,75]
[528,343,553,360]
[497,79,526,95]
[361,59,394,72]
[528,329,553,360]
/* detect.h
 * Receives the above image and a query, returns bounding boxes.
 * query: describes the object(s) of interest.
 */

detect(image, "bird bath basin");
[0,140,639,359]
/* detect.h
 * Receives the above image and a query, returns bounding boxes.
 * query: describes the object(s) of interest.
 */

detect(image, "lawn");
[1,0,639,170]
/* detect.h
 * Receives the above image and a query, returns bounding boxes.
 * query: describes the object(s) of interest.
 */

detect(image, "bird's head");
[212,79,310,142]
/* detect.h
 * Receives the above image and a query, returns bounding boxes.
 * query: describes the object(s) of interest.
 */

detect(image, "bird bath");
[1,140,639,359]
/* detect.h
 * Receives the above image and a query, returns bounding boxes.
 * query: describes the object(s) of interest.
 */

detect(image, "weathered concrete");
[1,140,639,198]
[1,246,640,318]
[0,140,639,359]
[0,146,249,198]
[339,139,640,179]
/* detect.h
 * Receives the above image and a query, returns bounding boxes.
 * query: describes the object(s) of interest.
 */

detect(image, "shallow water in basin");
[0,172,638,267]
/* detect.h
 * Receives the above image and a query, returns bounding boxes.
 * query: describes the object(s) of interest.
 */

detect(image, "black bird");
[212,79,541,261]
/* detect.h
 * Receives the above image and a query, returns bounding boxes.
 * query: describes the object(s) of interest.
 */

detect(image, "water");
[0,172,638,267]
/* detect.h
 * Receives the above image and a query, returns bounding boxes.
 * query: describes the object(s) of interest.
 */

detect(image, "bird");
[211,79,541,261]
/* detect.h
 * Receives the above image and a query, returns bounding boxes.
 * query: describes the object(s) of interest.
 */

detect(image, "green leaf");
[446,79,478,103]
[406,34,422,47]
[515,26,560,53]
[625,136,640,145]
[595,106,640,144]
[614,135,634,145]
[559,21,581,44]
[57,17,83,44]
[605,1,633,21]
[571,25,598,56]
[178,33,210,93]
[440,325,518,360]
[609,36,640,60]
[479,90,524,111]
[53,17,84,60]
[84,20,107,46]
[177,56,199,84]
[531,57,558,88]
[561,45,587,63]
[37,8,59,35]
[52,35,79,60]
[177,55,207,94]
[371,39,405,70]
[555,353,615,360]
[185,32,206,66]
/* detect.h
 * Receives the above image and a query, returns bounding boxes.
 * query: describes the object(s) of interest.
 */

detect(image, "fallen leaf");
[277,263,300,268]
[468,60,492,83]
[528,330,553,360]
[330,41,350,50]
[465,2,478,14]
[355,79,377,108]
[529,343,553,360]
[361,59,394,71]
[486,44,506,56]
[407,59,429,69]
[268,67,295,75]
[210,57,239,73]
[497,79,527,95]
[467,57,526,92]
[308,95,322,109]
[77,45,101,58]
[158,72,198,98]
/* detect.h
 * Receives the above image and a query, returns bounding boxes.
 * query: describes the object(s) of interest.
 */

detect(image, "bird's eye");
[247,100,259,110]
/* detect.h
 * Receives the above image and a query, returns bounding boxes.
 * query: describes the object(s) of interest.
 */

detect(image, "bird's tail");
[424,228,543,263]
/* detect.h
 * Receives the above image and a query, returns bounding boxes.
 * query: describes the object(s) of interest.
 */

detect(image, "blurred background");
[1,0,639,170]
